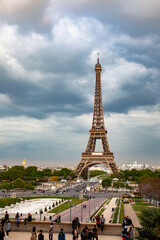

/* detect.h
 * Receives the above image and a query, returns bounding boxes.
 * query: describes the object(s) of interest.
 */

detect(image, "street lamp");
[70,200,72,222]
[89,196,90,217]
[81,200,83,222]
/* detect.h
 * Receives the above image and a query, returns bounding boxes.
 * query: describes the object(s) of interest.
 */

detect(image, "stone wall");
[4,221,122,235]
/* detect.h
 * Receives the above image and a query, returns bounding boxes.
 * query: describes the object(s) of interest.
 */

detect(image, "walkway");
[124,203,141,228]
[6,231,121,240]
[52,198,105,222]
[103,198,117,223]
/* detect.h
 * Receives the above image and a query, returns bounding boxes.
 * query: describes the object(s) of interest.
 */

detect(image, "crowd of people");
[121,216,134,240]
[71,216,105,240]
[0,210,135,240]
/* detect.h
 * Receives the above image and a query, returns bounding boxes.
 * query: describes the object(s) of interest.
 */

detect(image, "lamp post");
[94,197,95,212]
[89,195,90,218]
[70,200,72,222]
[81,200,83,222]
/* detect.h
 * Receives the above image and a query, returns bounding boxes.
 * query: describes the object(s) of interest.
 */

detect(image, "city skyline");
[0,0,160,167]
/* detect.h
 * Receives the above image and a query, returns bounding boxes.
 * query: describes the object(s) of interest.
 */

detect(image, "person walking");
[4,211,9,222]
[81,228,87,240]
[38,230,44,240]
[58,228,65,240]
[5,220,10,238]
[95,215,100,229]
[88,229,93,240]
[15,212,20,227]
[30,226,37,240]
[100,215,105,231]
[122,226,129,240]
[92,225,98,240]
[0,228,5,240]
[85,226,89,240]
[128,227,134,240]
[73,226,79,240]
[49,223,54,240]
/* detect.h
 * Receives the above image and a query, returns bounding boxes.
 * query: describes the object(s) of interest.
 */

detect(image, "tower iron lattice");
[75,56,119,179]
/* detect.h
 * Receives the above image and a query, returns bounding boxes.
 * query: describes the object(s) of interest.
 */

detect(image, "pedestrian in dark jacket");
[38,230,44,240]
[15,212,20,227]
[4,211,9,222]
[92,225,98,240]
[81,228,87,240]
[0,228,5,240]
[58,228,65,240]
[88,229,93,240]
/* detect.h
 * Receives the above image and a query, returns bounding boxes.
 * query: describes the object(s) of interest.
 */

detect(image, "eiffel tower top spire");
[91,54,106,132]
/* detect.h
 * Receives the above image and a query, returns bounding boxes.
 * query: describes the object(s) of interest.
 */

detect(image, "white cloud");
[0,94,11,105]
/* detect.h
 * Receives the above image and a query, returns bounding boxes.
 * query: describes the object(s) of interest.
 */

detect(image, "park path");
[52,198,105,222]
[7,231,121,240]
[103,197,117,223]
[124,203,141,228]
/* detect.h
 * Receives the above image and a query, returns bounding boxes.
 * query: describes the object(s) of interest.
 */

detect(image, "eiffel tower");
[75,55,119,179]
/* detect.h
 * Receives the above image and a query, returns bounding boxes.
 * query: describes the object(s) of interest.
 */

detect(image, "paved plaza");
[6,231,121,240]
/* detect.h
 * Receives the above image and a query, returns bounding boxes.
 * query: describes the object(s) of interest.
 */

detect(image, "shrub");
[138,208,160,240]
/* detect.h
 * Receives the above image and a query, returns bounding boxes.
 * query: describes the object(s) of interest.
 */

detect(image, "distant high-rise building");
[22,158,27,168]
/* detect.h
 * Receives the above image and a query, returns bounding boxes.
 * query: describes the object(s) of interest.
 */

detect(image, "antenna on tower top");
[97,53,99,64]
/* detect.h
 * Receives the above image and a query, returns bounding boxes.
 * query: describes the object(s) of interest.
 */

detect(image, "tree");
[52,168,74,179]
[51,176,59,182]
[138,208,160,240]
[139,177,160,199]
[10,178,26,189]
[102,177,111,188]
[25,166,37,178]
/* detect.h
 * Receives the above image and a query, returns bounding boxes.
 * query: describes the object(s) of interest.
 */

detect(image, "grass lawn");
[132,200,154,221]
[119,200,124,224]
[48,198,86,214]
[132,200,152,212]
[0,197,22,208]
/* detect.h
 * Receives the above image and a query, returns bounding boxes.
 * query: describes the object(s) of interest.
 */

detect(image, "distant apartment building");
[0,165,9,171]
[150,165,160,171]
[120,161,150,170]
[89,164,111,173]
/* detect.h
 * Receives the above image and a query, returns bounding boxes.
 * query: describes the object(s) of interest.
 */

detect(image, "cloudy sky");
[0,0,160,167]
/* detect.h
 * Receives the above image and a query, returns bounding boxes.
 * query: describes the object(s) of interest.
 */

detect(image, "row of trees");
[111,168,160,183]
[0,178,34,190]
[102,177,131,189]
[0,166,74,181]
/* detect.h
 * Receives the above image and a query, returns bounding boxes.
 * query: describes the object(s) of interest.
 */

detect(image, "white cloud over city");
[0,0,160,166]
